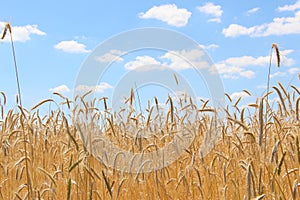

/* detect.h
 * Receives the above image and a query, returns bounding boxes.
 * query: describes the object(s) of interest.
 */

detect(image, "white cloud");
[123,48,294,79]
[215,62,255,79]
[278,0,300,12]
[246,7,260,15]
[161,49,209,70]
[224,51,293,67]
[199,44,219,50]
[54,40,91,54]
[197,2,223,23]
[50,85,70,93]
[75,82,113,93]
[240,70,256,78]
[223,10,300,37]
[280,50,296,66]
[214,50,294,79]
[197,3,223,17]
[230,91,250,100]
[270,71,287,78]
[124,49,209,71]
[162,52,191,70]
[288,67,300,74]
[95,50,124,63]
[224,56,266,67]
[220,52,294,68]
[139,4,191,27]
[222,24,262,37]
[124,56,163,71]
[0,22,46,42]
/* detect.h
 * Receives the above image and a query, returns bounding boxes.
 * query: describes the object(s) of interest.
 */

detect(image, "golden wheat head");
[272,43,280,67]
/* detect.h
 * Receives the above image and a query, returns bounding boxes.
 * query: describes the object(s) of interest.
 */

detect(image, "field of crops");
[0,81,299,200]
[0,23,300,200]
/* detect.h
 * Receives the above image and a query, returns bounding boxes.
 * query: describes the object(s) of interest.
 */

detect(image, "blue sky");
[0,0,299,110]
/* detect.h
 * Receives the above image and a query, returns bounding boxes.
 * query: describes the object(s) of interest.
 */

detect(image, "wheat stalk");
[258,98,264,147]
[1,23,22,107]
[266,43,280,112]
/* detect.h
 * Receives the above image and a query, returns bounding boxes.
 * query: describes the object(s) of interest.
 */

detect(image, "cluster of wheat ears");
[0,23,300,200]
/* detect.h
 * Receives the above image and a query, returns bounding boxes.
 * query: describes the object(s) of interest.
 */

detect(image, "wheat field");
[0,82,299,200]
[1,23,300,199]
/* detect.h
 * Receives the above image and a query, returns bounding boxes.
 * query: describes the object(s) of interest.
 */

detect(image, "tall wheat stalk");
[266,43,280,105]
[1,22,31,198]
[1,22,22,107]
[263,43,280,154]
